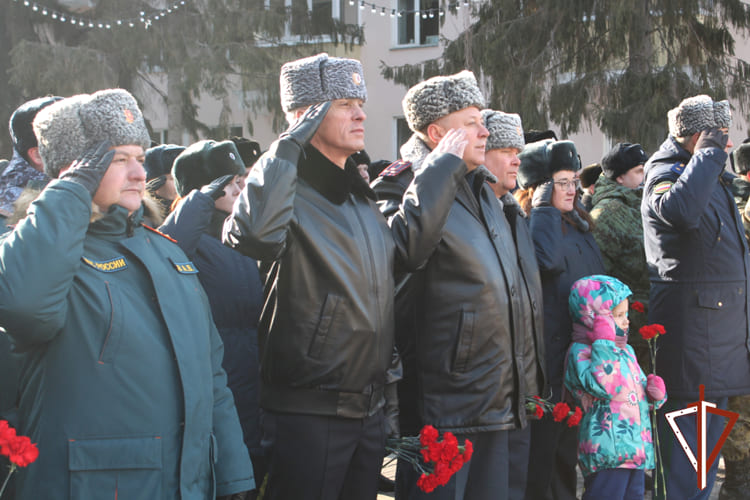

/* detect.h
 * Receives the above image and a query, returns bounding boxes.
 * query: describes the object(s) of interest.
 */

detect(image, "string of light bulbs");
[12,0,477,29]
[10,0,189,29]
[350,0,478,19]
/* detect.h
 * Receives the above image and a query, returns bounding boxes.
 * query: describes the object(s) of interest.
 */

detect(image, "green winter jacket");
[0,180,254,499]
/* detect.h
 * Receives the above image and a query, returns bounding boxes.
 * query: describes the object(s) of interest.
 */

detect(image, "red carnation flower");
[653,324,666,335]
[552,402,570,422]
[0,420,17,448]
[640,325,657,340]
[567,406,583,427]
[417,472,439,493]
[534,404,544,419]
[440,432,459,462]
[630,301,645,313]
[419,425,439,446]
[462,439,474,462]
[2,435,39,468]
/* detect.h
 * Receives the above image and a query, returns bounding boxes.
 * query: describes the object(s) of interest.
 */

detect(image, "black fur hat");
[731,139,750,175]
[230,136,262,167]
[601,143,648,180]
[172,140,246,197]
[9,96,64,161]
[143,144,185,181]
[579,163,602,189]
[517,139,581,189]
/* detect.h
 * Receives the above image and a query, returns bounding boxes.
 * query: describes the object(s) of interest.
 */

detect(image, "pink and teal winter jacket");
[564,275,667,477]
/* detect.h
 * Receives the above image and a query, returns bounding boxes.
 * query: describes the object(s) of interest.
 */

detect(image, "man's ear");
[26,147,45,172]
[688,132,701,152]
[425,123,446,145]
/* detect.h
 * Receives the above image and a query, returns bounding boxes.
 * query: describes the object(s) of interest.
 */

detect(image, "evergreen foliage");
[0,0,364,156]
[383,0,750,150]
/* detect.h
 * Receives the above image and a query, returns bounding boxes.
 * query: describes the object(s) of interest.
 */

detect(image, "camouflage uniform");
[721,175,750,500]
[589,175,651,371]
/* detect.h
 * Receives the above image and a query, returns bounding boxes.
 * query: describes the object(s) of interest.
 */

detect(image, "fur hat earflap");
[172,140,246,197]
[668,95,732,138]
[482,109,524,152]
[402,70,485,133]
[280,53,367,113]
[33,89,151,179]
[731,140,750,175]
[517,139,581,189]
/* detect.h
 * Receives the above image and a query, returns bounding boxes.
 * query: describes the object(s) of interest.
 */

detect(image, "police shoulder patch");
[169,257,199,274]
[670,162,685,175]
[82,256,128,273]
[653,181,674,195]
[379,160,412,178]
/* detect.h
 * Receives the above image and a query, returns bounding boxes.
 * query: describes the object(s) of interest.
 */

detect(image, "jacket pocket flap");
[69,436,162,471]
[696,288,738,310]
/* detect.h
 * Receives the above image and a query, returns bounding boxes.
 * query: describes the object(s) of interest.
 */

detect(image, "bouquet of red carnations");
[386,425,473,493]
[525,396,583,427]
[0,420,39,498]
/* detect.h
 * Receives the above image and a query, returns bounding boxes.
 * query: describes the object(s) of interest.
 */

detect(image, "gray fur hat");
[280,53,367,113]
[517,139,581,189]
[482,109,524,152]
[402,70,485,133]
[33,89,151,179]
[668,95,732,138]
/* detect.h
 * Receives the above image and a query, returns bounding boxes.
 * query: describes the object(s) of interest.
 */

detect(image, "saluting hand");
[59,141,115,197]
[433,128,468,159]
[200,174,236,201]
[269,101,333,164]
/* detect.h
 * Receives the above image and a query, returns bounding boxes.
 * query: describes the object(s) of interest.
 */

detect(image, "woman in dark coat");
[515,139,605,500]
[159,139,266,482]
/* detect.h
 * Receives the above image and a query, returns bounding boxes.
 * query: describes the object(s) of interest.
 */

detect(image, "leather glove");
[695,128,729,151]
[384,382,400,440]
[566,202,590,232]
[588,312,616,343]
[532,180,554,208]
[200,174,236,200]
[59,141,115,197]
[268,101,332,164]
[217,490,255,500]
[146,175,167,192]
[646,374,666,401]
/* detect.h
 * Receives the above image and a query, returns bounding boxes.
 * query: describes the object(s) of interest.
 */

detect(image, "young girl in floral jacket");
[564,275,667,499]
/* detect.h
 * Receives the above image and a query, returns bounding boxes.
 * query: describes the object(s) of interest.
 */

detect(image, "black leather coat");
[223,144,465,418]
[373,135,546,433]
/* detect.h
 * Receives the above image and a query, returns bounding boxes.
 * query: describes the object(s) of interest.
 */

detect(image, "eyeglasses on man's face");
[553,179,581,191]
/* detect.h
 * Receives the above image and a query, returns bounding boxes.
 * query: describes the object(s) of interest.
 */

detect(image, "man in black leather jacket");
[371,73,546,500]
[223,53,467,500]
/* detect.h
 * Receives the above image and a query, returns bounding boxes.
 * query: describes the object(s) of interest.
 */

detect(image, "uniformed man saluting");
[641,94,750,500]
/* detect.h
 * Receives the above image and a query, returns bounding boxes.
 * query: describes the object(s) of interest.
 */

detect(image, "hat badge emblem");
[229,152,236,160]
[123,109,135,123]
[352,72,362,86]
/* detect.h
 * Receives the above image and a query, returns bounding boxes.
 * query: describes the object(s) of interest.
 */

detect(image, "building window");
[395,117,411,159]
[274,0,358,40]
[396,0,439,46]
